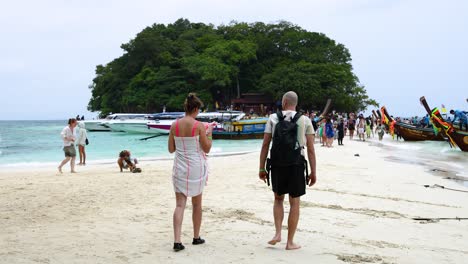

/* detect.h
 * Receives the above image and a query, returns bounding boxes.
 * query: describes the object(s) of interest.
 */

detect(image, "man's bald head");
[282,91,298,110]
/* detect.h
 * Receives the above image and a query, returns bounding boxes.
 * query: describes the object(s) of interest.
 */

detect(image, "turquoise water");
[371,137,468,187]
[0,120,262,168]
[1,121,466,188]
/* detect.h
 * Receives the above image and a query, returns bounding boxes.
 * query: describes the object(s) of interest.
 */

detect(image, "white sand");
[1,139,467,264]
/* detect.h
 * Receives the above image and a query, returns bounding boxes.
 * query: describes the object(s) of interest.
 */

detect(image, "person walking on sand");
[357,115,366,141]
[58,118,78,173]
[259,91,317,250]
[348,113,356,140]
[325,117,334,147]
[168,93,214,252]
[337,118,345,145]
[76,122,88,165]
[320,119,327,146]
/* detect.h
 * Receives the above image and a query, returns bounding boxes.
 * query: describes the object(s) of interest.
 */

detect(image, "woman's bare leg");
[173,192,187,243]
[192,194,203,239]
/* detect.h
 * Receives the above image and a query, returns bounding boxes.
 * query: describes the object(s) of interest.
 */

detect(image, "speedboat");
[146,111,245,134]
[83,113,150,132]
[107,112,186,134]
[145,112,184,134]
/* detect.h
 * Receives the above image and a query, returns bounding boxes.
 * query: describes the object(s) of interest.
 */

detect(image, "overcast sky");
[0,0,466,120]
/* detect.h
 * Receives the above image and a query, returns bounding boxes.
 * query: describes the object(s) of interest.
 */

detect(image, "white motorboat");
[108,112,185,134]
[147,111,245,134]
[83,113,150,132]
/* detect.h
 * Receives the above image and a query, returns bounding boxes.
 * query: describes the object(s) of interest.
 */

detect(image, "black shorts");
[271,163,306,198]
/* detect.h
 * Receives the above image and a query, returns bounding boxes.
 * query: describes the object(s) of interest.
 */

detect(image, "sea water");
[371,136,468,187]
[0,120,262,168]
[1,121,466,188]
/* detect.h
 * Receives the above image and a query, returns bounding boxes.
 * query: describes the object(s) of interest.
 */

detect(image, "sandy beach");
[1,139,467,264]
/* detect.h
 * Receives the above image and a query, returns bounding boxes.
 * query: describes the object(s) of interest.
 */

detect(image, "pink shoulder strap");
[175,119,180,137]
[192,121,199,137]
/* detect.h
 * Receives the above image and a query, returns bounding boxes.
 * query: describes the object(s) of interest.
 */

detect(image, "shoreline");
[0,150,259,172]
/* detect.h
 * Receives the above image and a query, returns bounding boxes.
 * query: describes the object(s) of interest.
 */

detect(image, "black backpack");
[270,110,303,166]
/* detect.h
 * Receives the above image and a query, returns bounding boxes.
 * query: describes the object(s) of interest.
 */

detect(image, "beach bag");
[270,111,303,166]
[85,137,89,145]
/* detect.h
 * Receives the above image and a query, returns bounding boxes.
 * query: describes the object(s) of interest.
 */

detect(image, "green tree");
[88,19,376,115]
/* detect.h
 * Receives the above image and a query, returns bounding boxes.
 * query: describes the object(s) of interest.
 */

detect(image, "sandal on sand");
[173,243,185,252]
[192,237,205,245]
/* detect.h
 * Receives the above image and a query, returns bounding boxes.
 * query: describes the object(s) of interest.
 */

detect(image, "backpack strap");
[277,110,285,121]
[291,111,303,124]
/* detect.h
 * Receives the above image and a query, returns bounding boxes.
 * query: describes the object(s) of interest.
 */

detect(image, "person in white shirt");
[259,91,317,250]
[58,118,77,173]
[76,122,88,165]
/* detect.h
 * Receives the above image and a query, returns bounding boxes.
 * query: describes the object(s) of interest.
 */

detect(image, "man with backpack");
[258,91,317,250]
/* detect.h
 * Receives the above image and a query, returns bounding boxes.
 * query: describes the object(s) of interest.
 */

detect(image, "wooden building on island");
[231,93,276,116]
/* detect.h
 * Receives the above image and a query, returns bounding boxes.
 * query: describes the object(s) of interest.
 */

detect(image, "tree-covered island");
[88,19,377,116]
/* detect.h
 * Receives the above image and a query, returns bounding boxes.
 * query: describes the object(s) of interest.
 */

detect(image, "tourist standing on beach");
[168,93,213,252]
[357,115,366,141]
[377,123,385,141]
[348,113,356,140]
[337,118,345,145]
[325,117,334,147]
[58,118,77,173]
[76,122,87,166]
[259,91,317,250]
[310,112,318,143]
[320,119,327,146]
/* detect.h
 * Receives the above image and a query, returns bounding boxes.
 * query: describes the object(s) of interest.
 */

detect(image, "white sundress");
[172,120,208,197]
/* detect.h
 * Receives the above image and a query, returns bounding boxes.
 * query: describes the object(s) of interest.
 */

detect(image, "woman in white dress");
[168,93,213,252]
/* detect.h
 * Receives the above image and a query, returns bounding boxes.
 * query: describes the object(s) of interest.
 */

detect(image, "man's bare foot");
[286,242,301,250]
[268,235,281,245]
[58,167,62,173]
[77,163,83,166]
[71,171,77,173]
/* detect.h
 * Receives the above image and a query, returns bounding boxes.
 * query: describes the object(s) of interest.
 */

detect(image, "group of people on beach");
[305,112,387,148]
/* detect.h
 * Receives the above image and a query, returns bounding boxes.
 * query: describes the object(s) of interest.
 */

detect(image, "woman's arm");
[198,123,212,153]
[168,123,176,153]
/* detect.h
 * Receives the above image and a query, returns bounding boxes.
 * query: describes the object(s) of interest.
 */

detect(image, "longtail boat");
[420,96,468,151]
[212,118,267,139]
[380,106,444,141]
[318,99,332,121]
[213,99,332,140]
[372,110,380,120]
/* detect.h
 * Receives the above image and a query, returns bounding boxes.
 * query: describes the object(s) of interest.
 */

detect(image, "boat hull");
[381,106,443,141]
[107,122,161,134]
[83,120,111,131]
[395,123,444,141]
[212,132,264,139]
[420,96,468,151]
